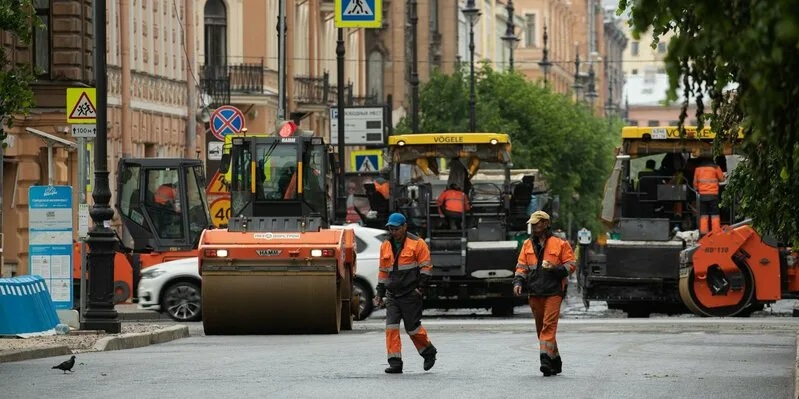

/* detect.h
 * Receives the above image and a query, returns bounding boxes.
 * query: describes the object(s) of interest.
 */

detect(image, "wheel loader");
[198,123,358,335]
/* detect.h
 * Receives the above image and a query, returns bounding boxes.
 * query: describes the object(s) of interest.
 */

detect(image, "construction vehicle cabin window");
[185,165,212,242]
[230,144,254,216]
[146,168,185,240]
[302,144,327,213]
[255,143,298,201]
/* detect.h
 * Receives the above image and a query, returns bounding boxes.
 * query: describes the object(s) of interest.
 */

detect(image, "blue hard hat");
[385,213,407,227]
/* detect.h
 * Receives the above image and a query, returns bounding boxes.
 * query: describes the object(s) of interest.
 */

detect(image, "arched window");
[367,50,384,102]
[204,0,227,68]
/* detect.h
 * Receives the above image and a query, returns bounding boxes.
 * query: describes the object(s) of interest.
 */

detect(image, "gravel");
[0,323,175,354]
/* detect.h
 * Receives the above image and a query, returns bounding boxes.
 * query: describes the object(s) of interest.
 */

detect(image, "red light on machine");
[311,249,336,257]
[278,121,297,138]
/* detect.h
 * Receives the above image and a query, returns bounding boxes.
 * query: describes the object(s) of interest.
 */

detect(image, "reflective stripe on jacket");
[693,165,724,195]
[514,235,576,296]
[378,233,432,297]
[437,189,471,213]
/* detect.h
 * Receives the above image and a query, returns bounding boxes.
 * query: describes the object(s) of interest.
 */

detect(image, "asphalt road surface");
[2,318,797,399]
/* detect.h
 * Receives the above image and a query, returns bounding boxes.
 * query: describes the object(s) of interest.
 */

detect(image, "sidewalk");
[0,305,186,364]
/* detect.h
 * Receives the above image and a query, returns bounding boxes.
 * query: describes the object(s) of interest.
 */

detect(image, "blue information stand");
[28,186,73,310]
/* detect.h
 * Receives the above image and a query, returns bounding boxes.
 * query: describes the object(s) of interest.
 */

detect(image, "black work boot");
[384,358,403,374]
[551,356,562,375]
[539,354,554,377]
[421,346,437,371]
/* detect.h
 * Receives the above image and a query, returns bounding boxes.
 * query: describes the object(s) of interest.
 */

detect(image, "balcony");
[294,72,335,106]
[200,58,275,108]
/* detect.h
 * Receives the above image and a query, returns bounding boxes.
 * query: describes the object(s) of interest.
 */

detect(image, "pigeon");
[52,355,76,374]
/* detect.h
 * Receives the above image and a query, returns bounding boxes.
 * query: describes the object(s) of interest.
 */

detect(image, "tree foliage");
[621,0,799,244]
[394,64,621,234]
[0,0,39,143]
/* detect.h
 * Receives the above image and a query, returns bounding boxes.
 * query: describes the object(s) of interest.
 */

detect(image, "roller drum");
[202,271,341,335]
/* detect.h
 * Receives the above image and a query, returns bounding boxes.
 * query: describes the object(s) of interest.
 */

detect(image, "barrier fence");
[0,275,60,336]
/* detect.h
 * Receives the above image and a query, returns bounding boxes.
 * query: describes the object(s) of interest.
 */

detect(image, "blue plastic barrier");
[0,275,60,336]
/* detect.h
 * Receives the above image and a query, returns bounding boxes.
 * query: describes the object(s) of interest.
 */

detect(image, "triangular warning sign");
[69,92,97,119]
[359,156,376,172]
[344,0,373,16]
[205,170,230,195]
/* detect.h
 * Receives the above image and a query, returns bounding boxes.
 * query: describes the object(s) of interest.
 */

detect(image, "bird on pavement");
[52,355,76,374]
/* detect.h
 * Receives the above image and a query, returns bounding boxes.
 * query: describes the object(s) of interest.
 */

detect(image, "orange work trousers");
[385,293,432,361]
[529,295,563,359]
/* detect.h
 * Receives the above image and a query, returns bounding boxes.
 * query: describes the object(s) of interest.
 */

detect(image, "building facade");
[1,0,368,276]
[602,5,627,118]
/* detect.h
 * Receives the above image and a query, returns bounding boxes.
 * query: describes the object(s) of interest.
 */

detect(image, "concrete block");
[57,309,80,329]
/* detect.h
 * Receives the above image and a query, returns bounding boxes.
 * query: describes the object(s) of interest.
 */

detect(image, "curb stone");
[93,325,189,351]
[0,325,190,364]
[794,332,799,399]
[0,345,71,364]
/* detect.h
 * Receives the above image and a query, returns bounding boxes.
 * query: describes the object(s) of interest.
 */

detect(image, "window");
[429,0,438,33]
[204,0,227,75]
[367,51,384,103]
[657,67,665,73]
[648,120,660,127]
[669,120,680,126]
[689,119,698,125]
[185,166,212,244]
[627,120,639,126]
[33,0,50,76]
[631,41,639,56]
[631,68,638,75]
[524,13,536,48]
[657,42,666,54]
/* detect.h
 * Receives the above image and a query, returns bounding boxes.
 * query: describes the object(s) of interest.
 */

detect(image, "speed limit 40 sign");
[209,198,231,227]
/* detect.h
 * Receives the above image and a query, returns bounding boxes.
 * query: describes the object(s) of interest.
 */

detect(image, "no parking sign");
[210,105,245,141]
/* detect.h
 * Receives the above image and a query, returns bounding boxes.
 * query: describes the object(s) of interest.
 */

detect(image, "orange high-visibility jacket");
[437,189,471,213]
[378,234,432,296]
[693,165,725,195]
[514,236,576,296]
[154,185,176,205]
[375,181,390,199]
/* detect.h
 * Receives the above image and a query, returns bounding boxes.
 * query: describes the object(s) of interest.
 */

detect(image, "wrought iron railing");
[200,58,272,107]
[294,71,335,105]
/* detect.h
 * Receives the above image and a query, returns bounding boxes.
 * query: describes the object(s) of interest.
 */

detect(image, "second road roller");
[198,122,359,334]
[679,219,798,317]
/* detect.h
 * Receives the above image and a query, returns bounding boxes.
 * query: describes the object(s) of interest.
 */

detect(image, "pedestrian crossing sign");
[335,0,382,28]
[351,149,383,172]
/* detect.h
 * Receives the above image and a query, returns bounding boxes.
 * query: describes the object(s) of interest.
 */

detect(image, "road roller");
[679,219,798,317]
[199,123,358,334]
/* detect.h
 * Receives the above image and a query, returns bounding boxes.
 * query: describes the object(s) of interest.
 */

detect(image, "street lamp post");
[463,0,481,133]
[537,24,551,85]
[409,0,420,133]
[501,0,520,71]
[81,0,120,333]
[572,44,583,101]
[585,53,599,112]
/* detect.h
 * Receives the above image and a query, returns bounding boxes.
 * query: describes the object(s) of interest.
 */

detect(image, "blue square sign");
[335,0,382,28]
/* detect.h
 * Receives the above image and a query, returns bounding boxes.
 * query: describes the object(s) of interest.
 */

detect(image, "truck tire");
[113,281,131,303]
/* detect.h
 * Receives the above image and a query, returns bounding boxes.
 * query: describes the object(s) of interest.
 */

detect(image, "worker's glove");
[418,273,431,290]
[546,265,570,279]
[376,283,386,299]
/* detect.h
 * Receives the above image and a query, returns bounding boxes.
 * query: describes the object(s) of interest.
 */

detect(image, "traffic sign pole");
[78,137,87,323]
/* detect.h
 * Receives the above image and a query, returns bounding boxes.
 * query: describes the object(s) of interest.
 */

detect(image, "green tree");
[395,64,620,234]
[621,0,799,244]
[0,0,39,144]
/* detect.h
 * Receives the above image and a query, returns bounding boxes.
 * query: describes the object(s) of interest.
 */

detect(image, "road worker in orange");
[374,212,437,374]
[374,177,390,200]
[693,157,725,234]
[436,183,471,230]
[154,183,178,207]
[513,210,576,377]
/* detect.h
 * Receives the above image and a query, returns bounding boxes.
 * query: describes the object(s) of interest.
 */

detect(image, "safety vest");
[378,234,432,294]
[154,185,176,205]
[515,235,576,296]
[437,189,471,213]
[375,181,390,199]
[693,165,724,195]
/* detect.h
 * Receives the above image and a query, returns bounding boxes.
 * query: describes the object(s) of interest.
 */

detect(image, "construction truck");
[73,158,212,305]
[198,122,358,335]
[582,125,745,317]
[355,132,542,316]
[679,221,798,317]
